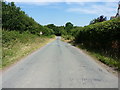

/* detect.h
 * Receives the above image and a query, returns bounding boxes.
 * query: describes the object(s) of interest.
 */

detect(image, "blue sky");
[15,2,118,26]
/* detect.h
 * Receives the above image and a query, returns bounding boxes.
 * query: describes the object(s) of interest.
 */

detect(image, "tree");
[98,15,107,22]
[90,15,107,25]
[2,2,53,36]
[65,22,73,33]
[46,24,61,36]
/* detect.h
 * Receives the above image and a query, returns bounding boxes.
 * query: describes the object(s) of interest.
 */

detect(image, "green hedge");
[75,17,120,59]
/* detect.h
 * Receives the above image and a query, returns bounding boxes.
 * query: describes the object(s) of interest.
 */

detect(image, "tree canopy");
[90,15,107,25]
[65,22,73,31]
[2,2,53,36]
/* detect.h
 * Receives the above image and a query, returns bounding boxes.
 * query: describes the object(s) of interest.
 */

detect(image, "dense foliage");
[59,18,120,69]
[2,1,120,69]
[90,15,107,25]
[2,30,54,67]
[2,2,53,36]
[46,24,61,36]
[65,22,73,33]
[46,22,74,36]
[2,2,55,68]
[74,18,120,68]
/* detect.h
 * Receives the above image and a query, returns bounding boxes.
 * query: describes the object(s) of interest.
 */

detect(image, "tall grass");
[2,30,54,68]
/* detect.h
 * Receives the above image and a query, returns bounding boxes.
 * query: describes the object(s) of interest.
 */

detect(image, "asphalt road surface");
[2,37,118,88]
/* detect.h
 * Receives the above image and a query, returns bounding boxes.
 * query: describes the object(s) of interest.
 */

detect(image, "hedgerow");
[74,17,120,70]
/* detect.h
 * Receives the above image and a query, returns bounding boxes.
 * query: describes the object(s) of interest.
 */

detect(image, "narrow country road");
[2,37,118,88]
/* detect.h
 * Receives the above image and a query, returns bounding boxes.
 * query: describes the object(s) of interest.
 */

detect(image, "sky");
[11,1,119,26]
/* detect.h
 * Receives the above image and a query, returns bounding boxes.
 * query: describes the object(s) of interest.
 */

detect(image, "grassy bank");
[2,30,55,69]
[76,44,120,71]
[62,37,120,71]
[62,18,120,71]
[63,38,120,71]
[0,29,2,68]
[74,18,120,71]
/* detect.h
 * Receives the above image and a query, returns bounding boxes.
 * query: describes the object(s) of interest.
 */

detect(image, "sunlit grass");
[2,30,55,69]
[77,45,120,71]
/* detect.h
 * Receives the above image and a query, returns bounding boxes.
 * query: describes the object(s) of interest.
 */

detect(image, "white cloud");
[5,0,119,18]
[4,0,120,2]
[17,2,53,6]
[66,2,85,6]
[67,2,118,17]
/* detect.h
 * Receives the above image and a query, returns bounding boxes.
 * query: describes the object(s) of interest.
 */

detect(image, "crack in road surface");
[2,37,118,88]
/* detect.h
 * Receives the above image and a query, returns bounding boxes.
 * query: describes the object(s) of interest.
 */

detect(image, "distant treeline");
[2,2,78,36]
[2,2,54,36]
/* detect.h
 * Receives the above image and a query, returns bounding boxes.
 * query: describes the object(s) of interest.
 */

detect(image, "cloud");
[5,0,118,18]
[16,2,54,6]
[5,0,120,2]
[67,2,118,17]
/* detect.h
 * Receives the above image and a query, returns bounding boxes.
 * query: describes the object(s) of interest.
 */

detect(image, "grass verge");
[2,30,55,69]
[76,44,120,71]
[62,37,120,71]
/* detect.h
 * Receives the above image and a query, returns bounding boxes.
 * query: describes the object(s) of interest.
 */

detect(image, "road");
[2,37,118,88]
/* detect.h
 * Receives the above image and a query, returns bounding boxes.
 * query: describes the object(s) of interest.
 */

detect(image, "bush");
[75,17,120,57]
[74,18,120,69]
[2,30,54,68]
[62,35,74,40]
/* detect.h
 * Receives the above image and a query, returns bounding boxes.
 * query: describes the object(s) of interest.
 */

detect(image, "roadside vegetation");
[63,17,120,71]
[2,30,54,68]
[2,2,55,68]
[45,15,120,70]
[2,1,120,70]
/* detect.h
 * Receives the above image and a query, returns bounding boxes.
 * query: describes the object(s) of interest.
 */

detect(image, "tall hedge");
[75,17,120,59]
